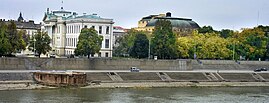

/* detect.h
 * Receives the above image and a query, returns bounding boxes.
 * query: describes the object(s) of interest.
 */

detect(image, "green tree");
[176,36,194,58]
[151,20,178,59]
[75,28,103,58]
[220,29,234,38]
[6,21,26,54]
[229,28,267,60]
[113,35,130,57]
[113,29,148,57]
[19,30,29,46]
[0,22,12,56]
[198,26,216,34]
[28,31,51,58]
[129,33,149,58]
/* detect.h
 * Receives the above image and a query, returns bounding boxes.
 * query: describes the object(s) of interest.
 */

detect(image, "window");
[105,39,109,48]
[84,25,87,28]
[105,53,109,57]
[74,38,76,47]
[99,26,102,34]
[106,26,109,34]
[92,26,95,29]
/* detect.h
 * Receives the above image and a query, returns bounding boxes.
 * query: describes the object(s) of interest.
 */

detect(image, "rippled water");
[0,87,269,103]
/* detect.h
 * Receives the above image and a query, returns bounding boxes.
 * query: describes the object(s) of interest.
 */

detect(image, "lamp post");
[148,39,150,59]
[148,37,154,59]
[34,38,36,55]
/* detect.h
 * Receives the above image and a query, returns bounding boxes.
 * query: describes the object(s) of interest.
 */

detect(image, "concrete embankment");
[0,57,269,70]
[83,82,269,88]
[0,57,269,90]
[1,71,269,90]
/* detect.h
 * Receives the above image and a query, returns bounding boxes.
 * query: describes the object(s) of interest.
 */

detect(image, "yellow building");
[134,12,200,35]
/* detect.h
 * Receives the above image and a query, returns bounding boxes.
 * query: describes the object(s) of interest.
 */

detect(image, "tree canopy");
[113,29,149,57]
[75,28,103,58]
[0,21,26,57]
[129,33,149,58]
[28,31,51,58]
[151,19,178,59]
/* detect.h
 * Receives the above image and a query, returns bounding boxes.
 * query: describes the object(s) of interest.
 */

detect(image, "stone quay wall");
[0,58,190,70]
[0,58,269,70]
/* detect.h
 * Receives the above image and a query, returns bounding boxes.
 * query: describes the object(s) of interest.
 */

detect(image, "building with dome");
[42,8,114,57]
[134,12,200,35]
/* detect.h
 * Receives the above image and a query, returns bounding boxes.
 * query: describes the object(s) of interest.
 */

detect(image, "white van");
[130,67,140,72]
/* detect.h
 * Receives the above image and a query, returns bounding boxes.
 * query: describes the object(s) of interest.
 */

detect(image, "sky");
[0,0,268,30]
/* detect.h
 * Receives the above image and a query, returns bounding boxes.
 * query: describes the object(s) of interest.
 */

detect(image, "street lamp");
[148,37,154,59]
[33,38,36,55]
[148,39,150,59]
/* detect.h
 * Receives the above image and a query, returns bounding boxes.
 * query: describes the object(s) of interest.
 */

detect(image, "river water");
[0,87,268,103]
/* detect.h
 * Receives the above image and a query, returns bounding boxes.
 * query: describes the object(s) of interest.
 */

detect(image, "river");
[0,87,268,103]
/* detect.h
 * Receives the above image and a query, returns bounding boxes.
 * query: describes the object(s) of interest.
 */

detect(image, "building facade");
[1,12,41,55]
[112,26,128,47]
[42,8,114,57]
[134,12,200,35]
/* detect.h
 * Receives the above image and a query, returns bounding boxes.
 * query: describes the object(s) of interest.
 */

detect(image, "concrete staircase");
[107,72,123,81]
[251,73,265,82]
[156,72,172,81]
[203,72,219,81]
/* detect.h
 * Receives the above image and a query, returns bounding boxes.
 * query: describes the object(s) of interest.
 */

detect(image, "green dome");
[146,18,200,29]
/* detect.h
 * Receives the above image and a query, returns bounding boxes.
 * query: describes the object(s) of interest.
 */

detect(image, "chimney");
[29,20,34,23]
[47,8,50,14]
[83,13,86,15]
[166,12,171,17]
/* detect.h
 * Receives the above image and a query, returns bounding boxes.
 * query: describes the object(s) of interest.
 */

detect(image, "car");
[50,54,56,58]
[130,67,140,72]
[67,54,75,58]
[254,68,267,72]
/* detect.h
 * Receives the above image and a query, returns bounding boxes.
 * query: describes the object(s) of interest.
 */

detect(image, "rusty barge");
[33,71,87,87]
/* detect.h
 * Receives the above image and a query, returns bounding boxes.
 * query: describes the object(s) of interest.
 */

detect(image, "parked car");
[67,54,75,58]
[130,67,140,72]
[50,54,56,58]
[254,68,267,72]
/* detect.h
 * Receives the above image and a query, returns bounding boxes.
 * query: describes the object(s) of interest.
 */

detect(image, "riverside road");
[0,70,267,73]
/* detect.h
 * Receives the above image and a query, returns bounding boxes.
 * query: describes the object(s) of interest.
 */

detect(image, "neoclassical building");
[134,12,200,35]
[42,8,114,57]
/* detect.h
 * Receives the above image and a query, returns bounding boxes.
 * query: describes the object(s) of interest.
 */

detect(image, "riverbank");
[0,81,52,91]
[82,82,269,89]
[1,81,269,91]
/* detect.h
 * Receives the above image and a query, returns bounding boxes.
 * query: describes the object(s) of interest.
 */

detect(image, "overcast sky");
[0,0,268,30]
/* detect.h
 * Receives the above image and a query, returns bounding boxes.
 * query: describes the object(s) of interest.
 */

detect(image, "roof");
[2,20,41,30]
[146,19,199,29]
[140,12,200,29]
[145,16,199,29]
[52,10,72,14]
[15,21,41,30]
[70,14,101,19]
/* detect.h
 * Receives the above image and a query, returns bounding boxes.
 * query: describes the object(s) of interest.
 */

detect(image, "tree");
[6,21,26,54]
[28,31,51,58]
[113,35,130,57]
[113,29,148,57]
[198,26,216,34]
[220,29,234,38]
[75,28,103,58]
[19,30,29,46]
[129,33,149,58]
[151,20,178,59]
[0,22,12,56]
